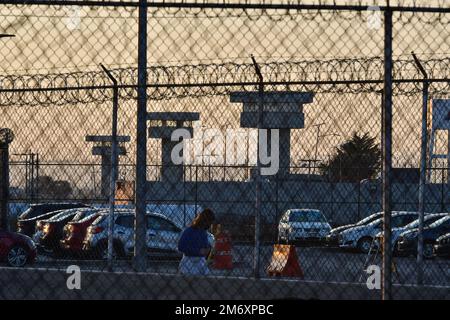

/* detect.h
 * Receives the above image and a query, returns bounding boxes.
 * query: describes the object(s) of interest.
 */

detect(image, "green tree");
[319,132,381,182]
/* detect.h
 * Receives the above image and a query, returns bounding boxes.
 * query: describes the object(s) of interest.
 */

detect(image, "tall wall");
[146,180,450,226]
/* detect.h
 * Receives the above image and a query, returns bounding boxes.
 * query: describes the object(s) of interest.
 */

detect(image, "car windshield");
[290,210,326,223]
[91,215,105,226]
[72,212,86,221]
[71,209,95,222]
[367,218,382,227]
[405,215,446,229]
[18,208,32,219]
[47,210,76,222]
[356,213,382,225]
[428,216,450,229]
[77,212,100,223]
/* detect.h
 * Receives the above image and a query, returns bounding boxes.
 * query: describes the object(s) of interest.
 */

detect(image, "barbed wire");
[0,57,449,106]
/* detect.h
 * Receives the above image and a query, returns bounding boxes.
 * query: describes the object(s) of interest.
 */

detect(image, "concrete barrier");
[0,267,448,300]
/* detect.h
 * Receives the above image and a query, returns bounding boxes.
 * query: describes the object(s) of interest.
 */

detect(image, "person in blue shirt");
[178,208,215,275]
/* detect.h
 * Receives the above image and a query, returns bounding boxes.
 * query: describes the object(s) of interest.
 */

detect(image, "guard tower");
[86,135,131,198]
[147,112,200,182]
[230,91,314,178]
[427,99,450,183]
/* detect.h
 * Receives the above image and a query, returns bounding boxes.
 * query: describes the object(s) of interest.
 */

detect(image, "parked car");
[278,209,331,244]
[338,211,418,253]
[33,207,101,253]
[397,215,450,259]
[83,210,184,259]
[60,210,106,255]
[434,233,450,258]
[326,212,383,246]
[18,210,64,237]
[17,202,88,236]
[0,229,36,267]
[375,213,448,253]
[33,209,65,243]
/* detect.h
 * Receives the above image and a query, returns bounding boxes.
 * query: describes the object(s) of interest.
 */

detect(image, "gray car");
[339,211,419,253]
[83,209,183,259]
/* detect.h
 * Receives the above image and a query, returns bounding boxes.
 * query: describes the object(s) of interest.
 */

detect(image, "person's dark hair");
[191,208,215,230]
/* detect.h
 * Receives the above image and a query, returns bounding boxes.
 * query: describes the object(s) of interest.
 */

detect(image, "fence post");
[36,153,39,200]
[195,165,198,213]
[134,0,148,272]
[411,52,429,285]
[448,132,450,185]
[0,128,13,231]
[382,6,393,301]
[251,55,263,279]
[442,168,445,211]
[0,143,9,231]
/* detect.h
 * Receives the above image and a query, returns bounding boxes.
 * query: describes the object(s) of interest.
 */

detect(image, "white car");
[374,213,448,251]
[83,209,183,259]
[278,209,331,244]
[339,211,419,253]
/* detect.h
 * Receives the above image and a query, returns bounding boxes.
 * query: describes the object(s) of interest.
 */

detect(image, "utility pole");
[134,0,148,272]
[99,63,119,272]
[312,122,325,174]
[314,131,340,174]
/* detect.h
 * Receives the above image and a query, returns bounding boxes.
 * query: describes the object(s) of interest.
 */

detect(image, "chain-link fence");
[0,0,449,301]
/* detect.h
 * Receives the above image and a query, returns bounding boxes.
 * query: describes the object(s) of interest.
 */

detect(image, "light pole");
[311,123,325,174]
[313,127,340,174]
[315,133,340,174]
[99,63,118,272]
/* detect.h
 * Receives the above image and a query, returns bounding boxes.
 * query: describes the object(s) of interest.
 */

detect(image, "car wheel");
[423,243,434,259]
[357,237,373,254]
[7,246,28,267]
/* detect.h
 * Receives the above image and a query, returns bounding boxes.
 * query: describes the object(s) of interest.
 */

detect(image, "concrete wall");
[0,267,448,300]
[147,180,450,226]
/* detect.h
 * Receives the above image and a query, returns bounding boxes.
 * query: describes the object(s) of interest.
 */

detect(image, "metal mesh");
[0,0,449,301]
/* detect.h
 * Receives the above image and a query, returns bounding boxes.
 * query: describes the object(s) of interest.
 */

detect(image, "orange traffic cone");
[213,230,233,270]
[267,244,304,279]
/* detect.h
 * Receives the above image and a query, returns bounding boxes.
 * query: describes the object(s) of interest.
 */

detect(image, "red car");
[60,211,104,256]
[0,229,37,267]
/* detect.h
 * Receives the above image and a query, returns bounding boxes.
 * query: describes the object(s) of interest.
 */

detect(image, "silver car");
[83,209,182,259]
[339,211,419,253]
